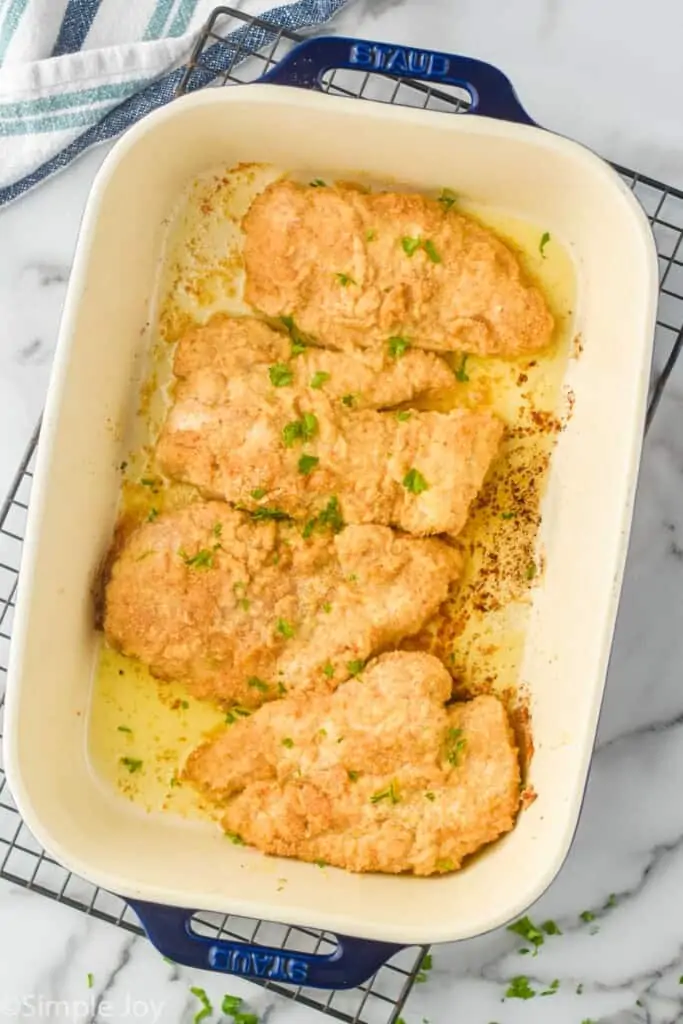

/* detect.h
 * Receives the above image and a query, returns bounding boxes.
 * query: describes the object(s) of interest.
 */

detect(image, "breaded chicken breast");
[243,180,554,357]
[172,314,456,409]
[102,503,462,708]
[156,319,503,537]
[184,651,520,875]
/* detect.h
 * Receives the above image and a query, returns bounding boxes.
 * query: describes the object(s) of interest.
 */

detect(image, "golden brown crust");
[243,181,554,357]
[155,315,503,537]
[102,503,462,707]
[184,651,521,875]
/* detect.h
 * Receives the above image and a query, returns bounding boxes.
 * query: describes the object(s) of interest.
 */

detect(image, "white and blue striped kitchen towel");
[0,0,352,207]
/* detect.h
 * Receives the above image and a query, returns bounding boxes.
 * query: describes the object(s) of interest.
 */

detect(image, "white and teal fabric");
[0,0,351,206]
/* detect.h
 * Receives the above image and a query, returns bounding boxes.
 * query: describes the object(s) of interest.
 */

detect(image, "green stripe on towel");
[143,0,178,41]
[0,79,147,120]
[0,0,29,64]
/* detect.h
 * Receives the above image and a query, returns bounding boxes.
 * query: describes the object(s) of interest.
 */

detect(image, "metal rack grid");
[1,5,682,1023]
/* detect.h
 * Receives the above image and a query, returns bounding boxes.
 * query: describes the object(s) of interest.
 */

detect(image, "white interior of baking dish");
[4,86,657,946]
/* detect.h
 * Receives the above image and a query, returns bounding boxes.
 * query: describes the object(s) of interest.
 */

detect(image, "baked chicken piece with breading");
[102,503,462,708]
[156,317,503,537]
[184,651,521,875]
[242,179,554,357]
[170,314,457,410]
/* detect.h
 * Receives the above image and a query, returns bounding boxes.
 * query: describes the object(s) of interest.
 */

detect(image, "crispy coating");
[156,318,503,537]
[102,503,462,707]
[184,651,521,875]
[243,180,554,357]
[172,314,456,409]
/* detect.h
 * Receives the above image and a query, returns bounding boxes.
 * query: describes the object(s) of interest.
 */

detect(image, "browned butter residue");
[89,164,577,814]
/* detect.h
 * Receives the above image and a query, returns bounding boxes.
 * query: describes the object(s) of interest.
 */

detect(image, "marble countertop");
[2,0,683,1021]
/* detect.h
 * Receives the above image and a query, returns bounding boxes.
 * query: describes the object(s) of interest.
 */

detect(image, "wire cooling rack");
[1,6,683,1023]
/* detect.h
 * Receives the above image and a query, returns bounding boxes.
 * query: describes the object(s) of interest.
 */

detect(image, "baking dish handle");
[128,899,404,989]
[260,36,535,126]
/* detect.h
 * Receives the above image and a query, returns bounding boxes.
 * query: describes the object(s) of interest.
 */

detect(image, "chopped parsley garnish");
[298,454,319,476]
[323,661,335,678]
[319,496,344,531]
[445,727,466,766]
[365,228,377,241]
[396,410,412,422]
[225,706,251,724]
[213,522,223,538]
[415,952,433,983]
[120,757,143,774]
[310,370,331,389]
[315,859,327,868]
[147,507,159,522]
[335,272,355,286]
[117,725,132,734]
[539,231,551,257]
[401,236,421,256]
[579,909,595,923]
[581,1020,597,1024]
[388,335,411,358]
[526,562,537,580]
[542,919,562,935]
[250,487,266,500]
[303,496,345,538]
[347,659,365,676]
[280,315,307,355]
[371,780,399,805]
[87,973,94,989]
[222,994,258,1023]
[278,682,287,695]
[281,737,294,748]
[403,467,429,494]
[540,979,560,996]
[169,774,180,787]
[604,893,617,909]
[283,412,319,447]
[276,618,295,639]
[225,831,245,845]
[247,677,269,692]
[238,504,291,522]
[425,791,435,801]
[508,916,544,951]
[179,548,214,569]
[348,770,360,781]
[341,393,356,407]
[501,511,516,520]
[438,187,458,210]
[401,236,441,262]
[322,601,332,613]
[576,983,584,994]
[436,858,455,872]
[140,477,158,487]
[310,178,326,187]
[180,700,189,709]
[423,239,441,263]
[505,976,536,1000]
[454,353,469,382]
[283,421,303,448]
[269,363,294,387]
